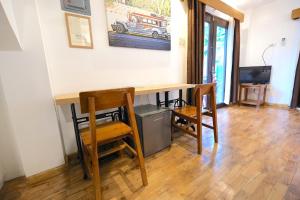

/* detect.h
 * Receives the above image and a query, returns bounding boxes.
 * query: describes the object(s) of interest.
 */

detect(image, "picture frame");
[104,0,171,51]
[60,0,91,16]
[65,13,93,49]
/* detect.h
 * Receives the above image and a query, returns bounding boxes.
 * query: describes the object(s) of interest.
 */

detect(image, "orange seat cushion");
[173,106,209,118]
[80,121,132,146]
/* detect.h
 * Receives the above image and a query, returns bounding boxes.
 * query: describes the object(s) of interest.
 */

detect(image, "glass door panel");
[203,22,210,84]
[214,26,227,104]
[203,22,211,108]
[203,14,228,106]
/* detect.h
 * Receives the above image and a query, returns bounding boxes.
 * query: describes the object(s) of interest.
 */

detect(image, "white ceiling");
[223,0,276,10]
[236,0,276,10]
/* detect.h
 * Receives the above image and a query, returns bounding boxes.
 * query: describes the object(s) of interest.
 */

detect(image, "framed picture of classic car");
[104,0,171,51]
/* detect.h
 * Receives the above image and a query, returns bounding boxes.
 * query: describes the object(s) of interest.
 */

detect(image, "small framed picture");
[61,0,91,16]
[65,13,93,49]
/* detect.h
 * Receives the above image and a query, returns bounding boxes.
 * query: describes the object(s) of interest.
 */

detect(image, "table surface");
[54,83,195,106]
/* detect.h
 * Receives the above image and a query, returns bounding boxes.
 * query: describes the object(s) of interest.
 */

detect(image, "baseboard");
[27,165,67,184]
[228,102,290,109]
[264,102,290,109]
[0,172,3,190]
[3,154,79,187]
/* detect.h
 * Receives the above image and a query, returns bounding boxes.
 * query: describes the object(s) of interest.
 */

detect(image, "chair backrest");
[194,83,216,97]
[193,83,217,110]
[79,87,135,155]
[79,87,135,114]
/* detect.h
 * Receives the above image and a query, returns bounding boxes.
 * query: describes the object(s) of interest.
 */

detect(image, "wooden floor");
[1,106,300,200]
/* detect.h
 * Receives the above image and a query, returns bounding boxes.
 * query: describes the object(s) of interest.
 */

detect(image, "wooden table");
[54,83,195,106]
[238,83,267,108]
[54,83,195,178]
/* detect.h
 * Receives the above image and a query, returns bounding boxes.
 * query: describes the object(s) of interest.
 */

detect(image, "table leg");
[238,86,242,106]
[165,91,169,108]
[244,88,248,101]
[179,89,183,107]
[187,88,193,105]
[118,107,123,121]
[176,89,188,126]
[256,87,262,109]
[70,103,88,179]
[156,93,160,107]
[263,85,267,105]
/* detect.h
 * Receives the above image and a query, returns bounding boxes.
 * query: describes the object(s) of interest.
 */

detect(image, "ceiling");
[236,0,276,10]
[223,0,276,10]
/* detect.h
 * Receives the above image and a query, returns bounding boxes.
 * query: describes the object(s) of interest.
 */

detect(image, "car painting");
[105,0,171,51]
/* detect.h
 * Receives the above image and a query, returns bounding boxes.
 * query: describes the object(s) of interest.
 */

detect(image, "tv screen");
[239,66,272,84]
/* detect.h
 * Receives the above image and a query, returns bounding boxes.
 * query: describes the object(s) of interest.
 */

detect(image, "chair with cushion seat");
[171,83,218,154]
[79,87,148,200]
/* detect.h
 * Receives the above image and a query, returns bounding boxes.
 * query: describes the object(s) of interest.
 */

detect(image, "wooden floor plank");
[0,106,300,200]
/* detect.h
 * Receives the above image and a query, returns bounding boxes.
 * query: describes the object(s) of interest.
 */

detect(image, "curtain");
[187,0,205,84]
[291,53,300,108]
[230,18,240,103]
[224,17,235,104]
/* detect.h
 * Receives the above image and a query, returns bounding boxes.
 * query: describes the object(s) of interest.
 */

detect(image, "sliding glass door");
[203,13,228,105]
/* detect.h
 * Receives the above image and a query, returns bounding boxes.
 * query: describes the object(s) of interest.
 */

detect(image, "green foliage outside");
[106,0,171,17]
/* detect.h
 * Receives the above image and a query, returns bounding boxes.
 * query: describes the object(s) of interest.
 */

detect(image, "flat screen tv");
[239,66,272,84]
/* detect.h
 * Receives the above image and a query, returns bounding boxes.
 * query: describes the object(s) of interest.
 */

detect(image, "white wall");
[0,2,21,50]
[0,0,20,41]
[0,0,65,177]
[240,8,253,66]
[241,0,300,105]
[0,77,24,181]
[36,0,187,95]
[36,0,188,154]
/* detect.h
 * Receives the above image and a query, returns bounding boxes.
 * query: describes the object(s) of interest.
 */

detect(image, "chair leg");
[171,112,175,141]
[125,93,148,186]
[92,152,101,200]
[82,146,91,178]
[195,88,202,155]
[196,122,202,154]
[211,94,218,144]
[212,111,218,143]
[132,130,148,186]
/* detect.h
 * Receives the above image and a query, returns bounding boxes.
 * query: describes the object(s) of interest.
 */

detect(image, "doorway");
[203,13,229,105]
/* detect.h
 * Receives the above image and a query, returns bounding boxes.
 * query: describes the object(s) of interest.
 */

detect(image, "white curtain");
[224,18,235,104]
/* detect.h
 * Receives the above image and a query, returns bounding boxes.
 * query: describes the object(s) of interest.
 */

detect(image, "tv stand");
[238,83,268,108]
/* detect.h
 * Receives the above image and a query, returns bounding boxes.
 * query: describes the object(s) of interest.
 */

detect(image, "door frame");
[204,13,229,107]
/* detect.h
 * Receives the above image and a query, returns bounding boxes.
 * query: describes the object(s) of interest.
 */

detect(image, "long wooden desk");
[54,83,195,179]
[54,83,195,105]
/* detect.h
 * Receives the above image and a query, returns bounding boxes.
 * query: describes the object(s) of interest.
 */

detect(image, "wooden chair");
[79,87,148,200]
[171,83,218,154]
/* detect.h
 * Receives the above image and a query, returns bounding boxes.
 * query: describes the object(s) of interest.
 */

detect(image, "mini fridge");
[134,104,171,157]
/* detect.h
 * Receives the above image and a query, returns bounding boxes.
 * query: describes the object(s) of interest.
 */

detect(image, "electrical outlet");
[281,38,286,46]
[179,38,186,46]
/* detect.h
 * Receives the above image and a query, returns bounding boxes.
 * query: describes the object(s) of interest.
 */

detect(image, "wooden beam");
[292,8,300,20]
[198,0,244,22]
